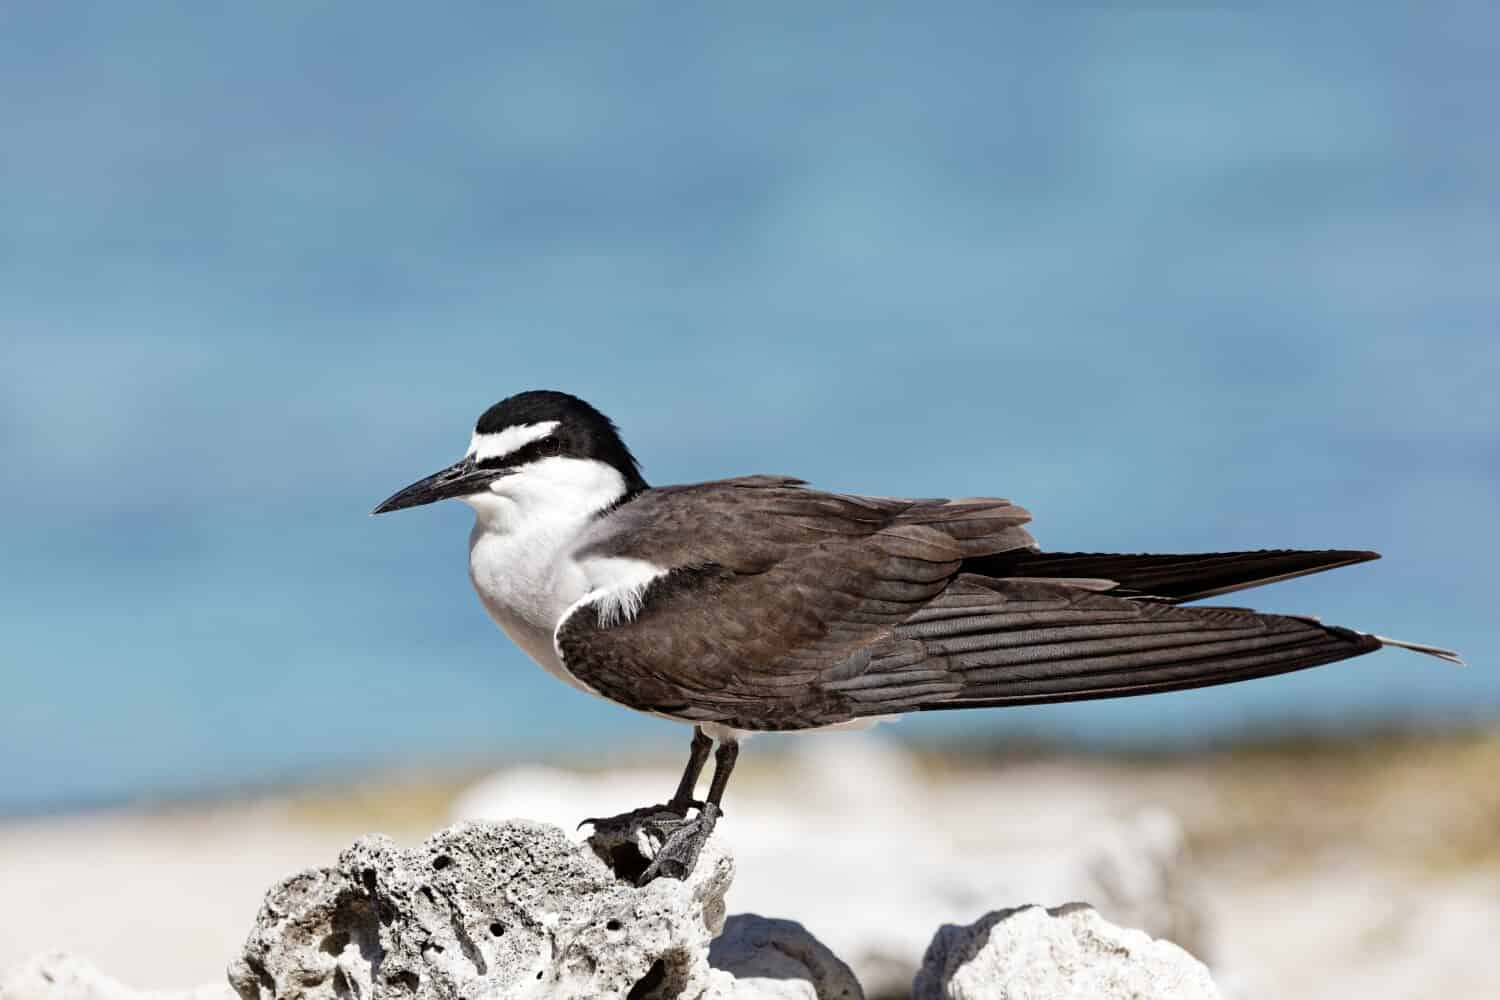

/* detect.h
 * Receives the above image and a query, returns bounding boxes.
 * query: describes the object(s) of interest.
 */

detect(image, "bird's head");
[371,390,647,518]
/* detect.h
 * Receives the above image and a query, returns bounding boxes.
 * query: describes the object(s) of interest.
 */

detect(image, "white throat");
[463,456,631,689]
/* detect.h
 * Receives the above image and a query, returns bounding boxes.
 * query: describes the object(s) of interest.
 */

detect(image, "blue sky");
[2,3,1497,813]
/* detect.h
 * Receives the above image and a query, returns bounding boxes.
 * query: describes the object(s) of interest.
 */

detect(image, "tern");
[374,390,1460,881]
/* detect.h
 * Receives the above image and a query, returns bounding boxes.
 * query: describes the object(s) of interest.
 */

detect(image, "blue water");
[3,3,1497,814]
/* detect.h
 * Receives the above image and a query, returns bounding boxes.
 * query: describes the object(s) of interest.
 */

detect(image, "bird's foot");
[580,800,721,885]
[634,802,720,885]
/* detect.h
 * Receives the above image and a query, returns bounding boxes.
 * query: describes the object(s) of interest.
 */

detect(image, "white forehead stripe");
[467,420,561,461]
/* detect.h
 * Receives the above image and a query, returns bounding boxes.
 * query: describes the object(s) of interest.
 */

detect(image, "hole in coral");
[331,969,351,999]
[606,919,623,932]
[535,970,544,980]
[361,868,377,892]
[626,960,666,1000]
[607,843,650,884]
[432,855,453,870]
[330,895,386,967]
[320,932,351,956]
[389,970,420,991]
[246,957,276,995]
[489,922,505,937]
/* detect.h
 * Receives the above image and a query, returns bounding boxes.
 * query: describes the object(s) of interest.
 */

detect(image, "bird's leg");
[580,726,711,827]
[636,738,738,884]
[580,727,725,882]
[665,726,713,814]
[705,739,738,808]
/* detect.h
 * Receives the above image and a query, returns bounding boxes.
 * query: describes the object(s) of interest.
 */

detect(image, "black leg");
[633,737,737,884]
[705,739,739,807]
[667,726,712,812]
[581,730,738,885]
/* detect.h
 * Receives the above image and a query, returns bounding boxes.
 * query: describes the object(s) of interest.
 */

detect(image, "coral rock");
[227,819,860,1000]
[912,903,1220,1000]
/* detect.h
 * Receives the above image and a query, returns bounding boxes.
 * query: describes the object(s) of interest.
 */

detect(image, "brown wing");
[579,476,1035,571]
[821,576,1381,716]
[555,477,1034,728]
[557,479,1383,731]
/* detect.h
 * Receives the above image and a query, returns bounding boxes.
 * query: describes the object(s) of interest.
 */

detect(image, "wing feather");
[966,549,1381,602]
[556,479,1393,731]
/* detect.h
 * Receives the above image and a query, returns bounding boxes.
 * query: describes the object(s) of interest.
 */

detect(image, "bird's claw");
[579,800,722,884]
[635,801,721,885]
[576,798,703,832]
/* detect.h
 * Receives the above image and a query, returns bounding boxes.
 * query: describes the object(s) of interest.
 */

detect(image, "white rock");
[912,903,1221,1000]
[707,916,863,1000]
[0,954,231,1000]
[226,819,862,1000]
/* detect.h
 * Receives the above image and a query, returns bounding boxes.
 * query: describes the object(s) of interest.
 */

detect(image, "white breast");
[463,456,663,696]
[468,516,589,691]
[463,458,889,740]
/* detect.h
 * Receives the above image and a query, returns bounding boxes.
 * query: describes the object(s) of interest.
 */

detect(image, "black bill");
[371,457,507,514]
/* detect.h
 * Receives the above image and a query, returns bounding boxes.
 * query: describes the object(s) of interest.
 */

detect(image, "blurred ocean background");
[3,3,1497,816]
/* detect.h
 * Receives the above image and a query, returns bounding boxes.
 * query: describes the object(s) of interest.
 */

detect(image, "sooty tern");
[374,390,1461,882]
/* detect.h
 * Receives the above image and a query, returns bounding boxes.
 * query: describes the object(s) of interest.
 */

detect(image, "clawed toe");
[577,797,706,832]
[578,801,722,884]
[636,802,721,885]
[580,727,737,885]
[578,803,673,832]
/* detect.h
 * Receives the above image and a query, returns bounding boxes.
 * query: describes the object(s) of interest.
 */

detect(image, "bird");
[372,389,1461,882]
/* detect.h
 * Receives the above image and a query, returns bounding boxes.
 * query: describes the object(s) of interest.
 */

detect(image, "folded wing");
[557,479,1412,732]
[558,478,1033,728]
[824,576,1381,713]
